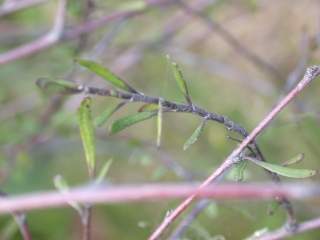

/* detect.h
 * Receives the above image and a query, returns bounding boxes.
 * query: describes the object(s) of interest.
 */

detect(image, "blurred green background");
[1,0,320,239]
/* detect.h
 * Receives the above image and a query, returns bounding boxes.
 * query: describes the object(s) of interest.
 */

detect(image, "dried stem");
[0,0,66,65]
[13,213,32,240]
[168,199,210,240]
[0,0,175,65]
[75,0,95,52]
[60,84,249,137]
[82,206,92,240]
[255,216,320,240]
[0,191,32,240]
[148,66,320,239]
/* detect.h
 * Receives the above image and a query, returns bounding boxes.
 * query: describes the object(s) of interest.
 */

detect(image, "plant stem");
[0,183,319,213]
[82,206,92,240]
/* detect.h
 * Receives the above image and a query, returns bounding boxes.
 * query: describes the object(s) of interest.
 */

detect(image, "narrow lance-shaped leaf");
[36,78,79,95]
[157,99,163,147]
[247,157,316,179]
[183,119,206,151]
[94,102,126,127]
[110,111,156,134]
[77,59,137,93]
[77,97,96,177]
[167,56,192,105]
[95,159,113,184]
[282,153,304,166]
[53,175,83,215]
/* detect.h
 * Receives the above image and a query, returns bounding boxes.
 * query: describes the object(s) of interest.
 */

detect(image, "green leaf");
[77,59,137,93]
[157,100,163,147]
[282,153,304,166]
[94,102,126,127]
[36,78,79,95]
[53,175,83,215]
[247,157,316,179]
[234,160,248,182]
[95,159,113,184]
[183,119,206,150]
[138,103,159,112]
[2,219,19,240]
[167,55,192,104]
[110,111,156,134]
[77,97,96,177]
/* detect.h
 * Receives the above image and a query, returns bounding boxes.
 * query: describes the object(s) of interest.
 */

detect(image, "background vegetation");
[1,0,320,239]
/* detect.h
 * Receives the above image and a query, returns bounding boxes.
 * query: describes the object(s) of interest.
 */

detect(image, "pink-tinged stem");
[0,183,320,213]
[256,217,320,240]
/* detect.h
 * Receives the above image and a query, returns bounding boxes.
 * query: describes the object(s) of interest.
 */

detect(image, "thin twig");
[13,213,32,240]
[168,199,210,240]
[0,192,32,240]
[148,66,320,239]
[0,0,175,65]
[82,206,92,240]
[0,0,66,65]
[45,82,249,137]
[255,217,320,240]
[75,0,95,52]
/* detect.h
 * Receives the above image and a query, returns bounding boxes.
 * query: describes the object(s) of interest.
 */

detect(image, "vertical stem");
[82,205,92,240]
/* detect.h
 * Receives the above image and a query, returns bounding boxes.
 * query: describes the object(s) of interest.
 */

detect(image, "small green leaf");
[53,175,83,215]
[94,102,126,127]
[110,111,156,134]
[95,159,113,184]
[282,153,304,166]
[167,55,192,104]
[78,97,96,177]
[157,100,163,147]
[234,160,248,182]
[247,157,316,178]
[138,103,159,112]
[36,78,79,95]
[183,119,206,150]
[77,59,137,93]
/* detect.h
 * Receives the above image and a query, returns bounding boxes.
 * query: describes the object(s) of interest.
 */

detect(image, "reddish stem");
[0,183,319,213]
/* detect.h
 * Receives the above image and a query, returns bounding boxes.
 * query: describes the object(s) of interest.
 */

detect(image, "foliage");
[1,1,320,239]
